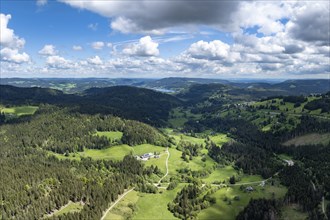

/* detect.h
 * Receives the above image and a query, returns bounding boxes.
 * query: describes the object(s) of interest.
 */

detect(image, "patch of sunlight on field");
[210,134,230,146]
[1,106,38,116]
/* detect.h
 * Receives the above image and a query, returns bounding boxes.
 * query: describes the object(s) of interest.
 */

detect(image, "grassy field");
[210,134,230,146]
[277,154,293,161]
[198,181,287,220]
[202,166,237,183]
[0,105,38,116]
[50,144,167,162]
[79,145,133,160]
[133,184,187,220]
[53,201,84,216]
[105,191,139,220]
[132,144,166,155]
[281,204,308,220]
[105,185,187,220]
[96,131,123,141]
[168,108,201,128]
[168,117,188,128]
[249,96,330,132]
[166,147,216,177]
[50,83,77,93]
[283,133,330,146]
[48,151,81,161]
[253,97,330,117]
[167,130,206,146]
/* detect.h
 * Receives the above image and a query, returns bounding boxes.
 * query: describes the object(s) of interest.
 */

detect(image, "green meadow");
[0,105,38,116]
[283,133,330,146]
[50,144,167,162]
[96,131,123,141]
[198,182,287,220]
[167,130,206,146]
[106,185,187,220]
[202,166,237,183]
[53,201,84,216]
[105,191,139,220]
[168,108,202,128]
[210,134,230,146]
[79,145,133,160]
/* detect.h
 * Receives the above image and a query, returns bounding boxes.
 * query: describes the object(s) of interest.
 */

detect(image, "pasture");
[105,185,188,220]
[202,166,237,183]
[198,181,287,220]
[0,106,38,116]
[283,133,330,146]
[105,191,139,220]
[209,134,230,146]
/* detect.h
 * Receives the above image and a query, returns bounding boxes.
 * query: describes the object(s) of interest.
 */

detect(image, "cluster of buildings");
[135,152,160,161]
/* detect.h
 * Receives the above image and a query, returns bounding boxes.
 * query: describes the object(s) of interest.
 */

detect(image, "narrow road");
[311,181,316,191]
[322,196,328,219]
[228,180,267,186]
[100,188,135,220]
[204,172,280,188]
[46,201,73,218]
[156,147,170,186]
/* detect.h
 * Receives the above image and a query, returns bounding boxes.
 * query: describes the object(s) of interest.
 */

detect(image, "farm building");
[245,186,254,192]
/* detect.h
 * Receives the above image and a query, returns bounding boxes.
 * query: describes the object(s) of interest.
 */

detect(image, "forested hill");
[272,79,330,94]
[80,86,182,125]
[175,80,330,107]
[0,85,69,104]
[0,85,181,126]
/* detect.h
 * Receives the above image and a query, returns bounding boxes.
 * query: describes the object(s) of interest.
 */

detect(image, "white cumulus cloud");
[38,44,57,56]
[0,13,30,63]
[0,14,26,49]
[123,36,159,56]
[46,55,72,69]
[0,48,30,63]
[187,40,231,60]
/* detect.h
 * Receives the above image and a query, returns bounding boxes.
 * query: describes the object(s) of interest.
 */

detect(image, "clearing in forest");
[0,105,38,116]
[283,133,330,146]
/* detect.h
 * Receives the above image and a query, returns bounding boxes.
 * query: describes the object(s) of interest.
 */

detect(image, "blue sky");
[0,0,329,78]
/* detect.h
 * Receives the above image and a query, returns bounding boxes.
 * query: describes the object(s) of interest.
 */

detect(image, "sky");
[0,0,329,79]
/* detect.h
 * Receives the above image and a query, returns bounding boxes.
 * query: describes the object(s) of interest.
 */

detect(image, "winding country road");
[100,188,135,220]
[156,147,170,186]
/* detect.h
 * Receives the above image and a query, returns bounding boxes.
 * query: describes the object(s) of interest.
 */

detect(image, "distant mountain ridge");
[0,77,329,96]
